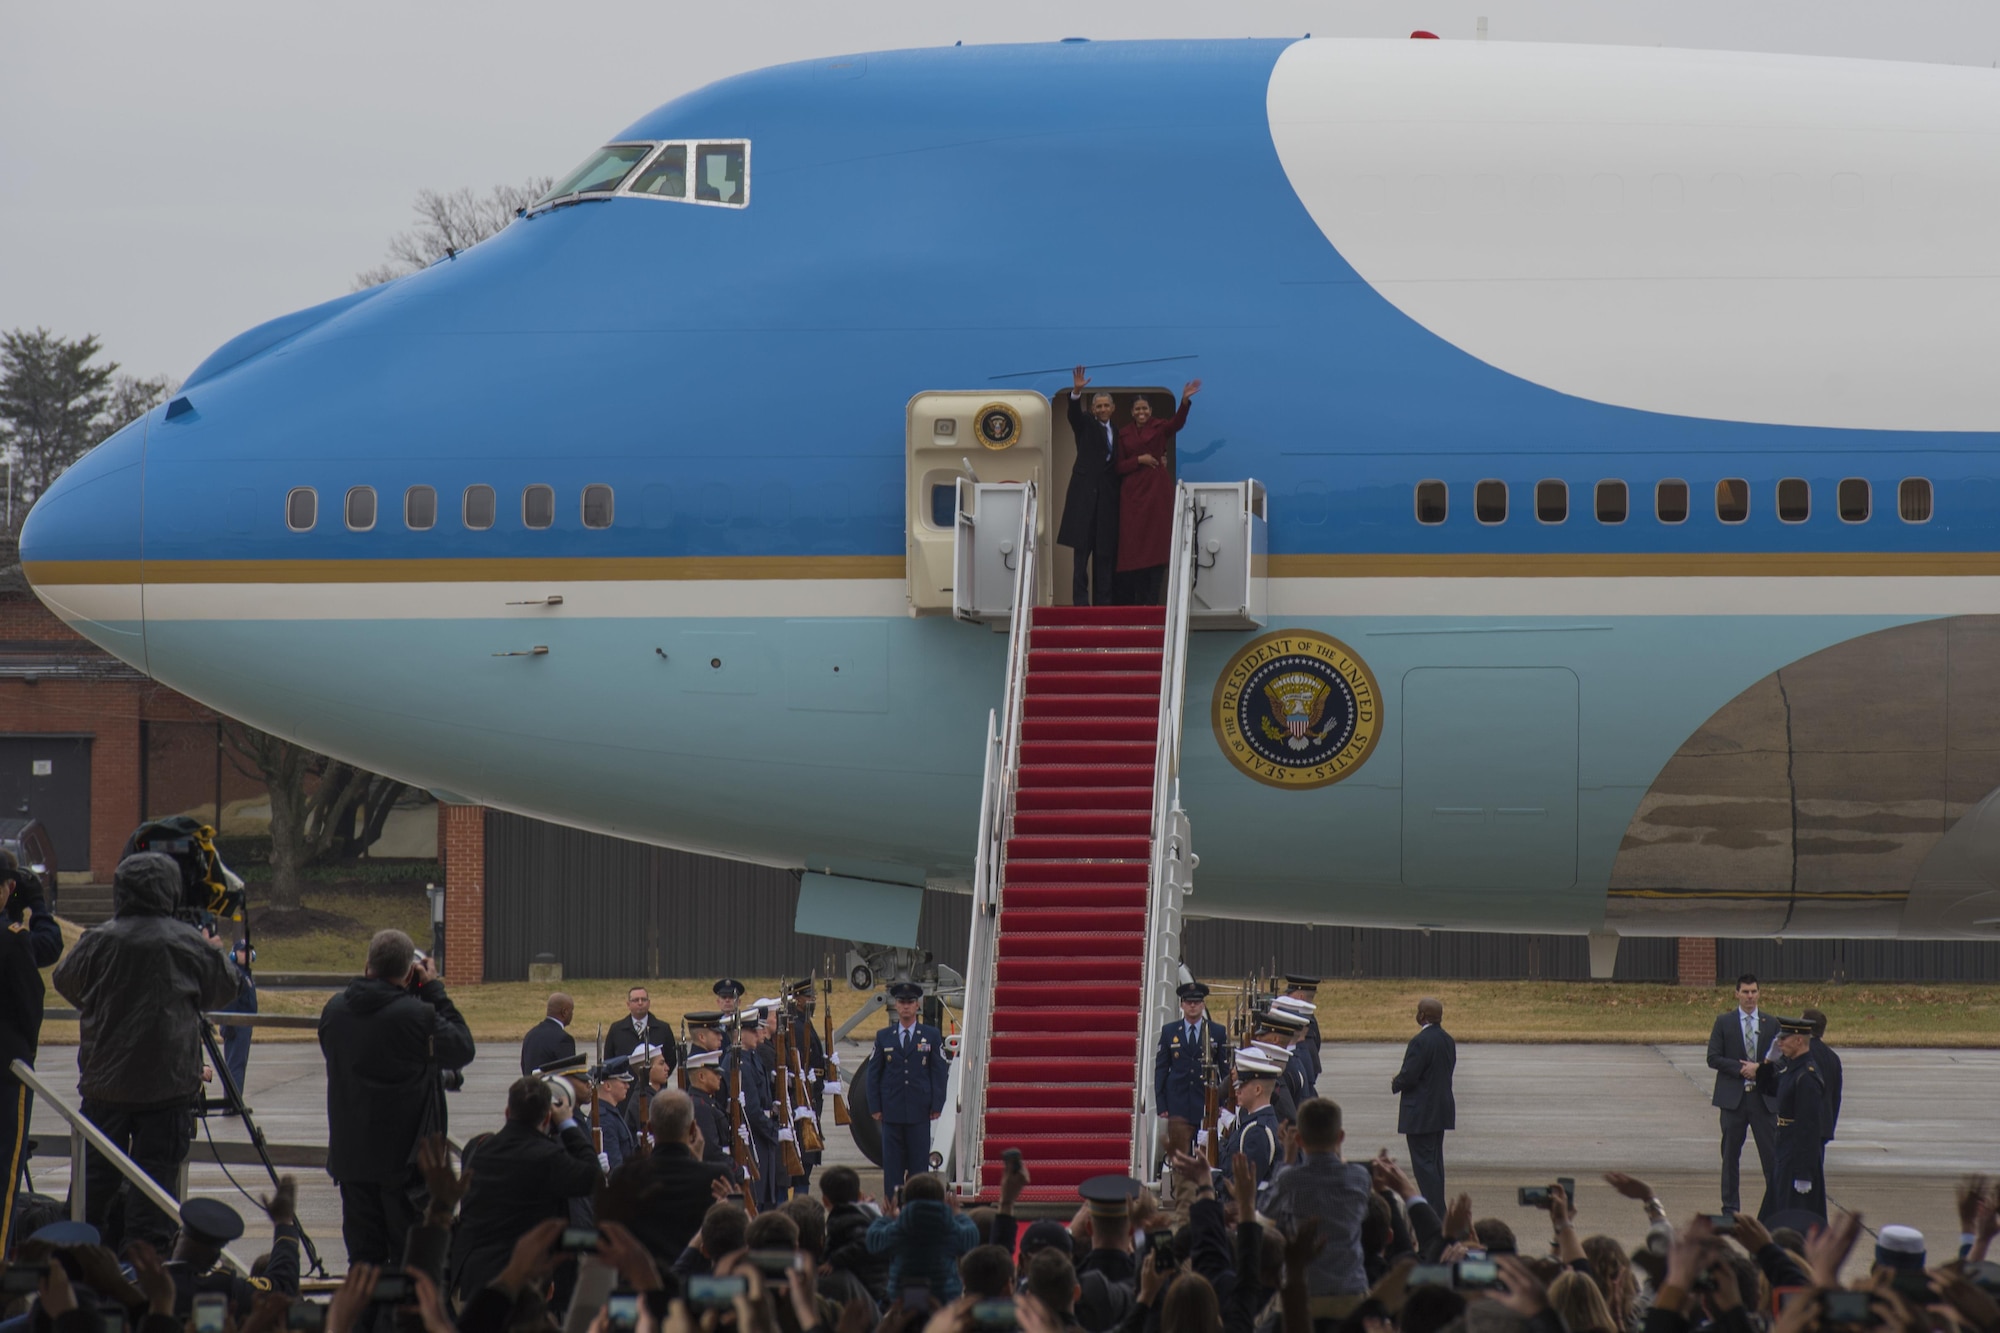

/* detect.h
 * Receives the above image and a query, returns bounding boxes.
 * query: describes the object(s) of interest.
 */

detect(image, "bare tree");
[219,721,409,912]
[354,176,554,289]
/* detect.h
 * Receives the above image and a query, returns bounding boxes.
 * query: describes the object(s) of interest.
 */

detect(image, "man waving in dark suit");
[1060,365,1121,606]
[1391,996,1456,1212]
[1706,973,1778,1214]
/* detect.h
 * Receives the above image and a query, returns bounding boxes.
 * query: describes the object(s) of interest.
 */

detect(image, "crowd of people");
[3,856,1997,1333]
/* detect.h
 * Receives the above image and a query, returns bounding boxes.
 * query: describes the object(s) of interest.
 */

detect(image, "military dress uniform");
[787,980,828,1195]
[1215,1050,1284,1201]
[1758,1016,1833,1224]
[167,1198,302,1318]
[867,981,950,1195]
[682,1047,736,1168]
[1156,981,1230,1150]
[1278,978,1322,1083]
[727,1015,784,1207]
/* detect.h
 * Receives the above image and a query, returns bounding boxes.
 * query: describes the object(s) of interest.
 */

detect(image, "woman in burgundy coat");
[1113,379,1202,604]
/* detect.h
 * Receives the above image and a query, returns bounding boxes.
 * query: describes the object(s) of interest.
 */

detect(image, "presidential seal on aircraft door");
[1212,631,1380,788]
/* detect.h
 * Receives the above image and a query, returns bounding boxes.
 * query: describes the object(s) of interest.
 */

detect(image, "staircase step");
[1025,672,1161,697]
[988,1053,1136,1082]
[1011,810,1151,836]
[1005,835,1149,862]
[1030,627,1166,651]
[1016,764,1154,790]
[997,931,1145,959]
[981,1161,1132,1188]
[1005,860,1146,883]
[1000,906,1147,933]
[1034,606,1167,628]
[993,983,1140,1010]
[1027,650,1162,675]
[989,1031,1136,1058]
[1022,718,1157,743]
[985,1082,1133,1108]
[984,1107,1132,1134]
[1001,885,1149,910]
[1021,741,1157,767]
[1025,695,1159,719]
[983,1134,1133,1160]
[997,956,1143,984]
[1015,786,1153,812]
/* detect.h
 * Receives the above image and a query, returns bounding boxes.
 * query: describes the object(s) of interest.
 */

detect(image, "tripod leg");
[199,1019,328,1276]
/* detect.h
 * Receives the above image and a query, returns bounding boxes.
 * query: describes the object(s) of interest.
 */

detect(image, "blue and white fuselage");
[26,37,2000,941]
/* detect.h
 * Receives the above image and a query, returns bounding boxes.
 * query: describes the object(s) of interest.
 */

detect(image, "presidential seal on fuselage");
[1212,631,1380,788]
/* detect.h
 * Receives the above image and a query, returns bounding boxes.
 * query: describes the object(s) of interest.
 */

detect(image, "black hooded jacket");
[50,853,237,1104]
[318,974,476,1182]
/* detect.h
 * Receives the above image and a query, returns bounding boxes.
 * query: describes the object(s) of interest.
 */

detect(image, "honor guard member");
[167,1195,303,1317]
[682,1047,735,1167]
[1246,1033,1299,1125]
[868,980,949,1196]
[1252,1007,1313,1118]
[714,978,745,1017]
[1273,987,1321,1084]
[1800,1008,1844,1143]
[731,1009,784,1206]
[590,1065,639,1173]
[1757,1015,1833,1224]
[787,978,828,1193]
[1283,976,1323,1073]
[1215,1050,1284,1202]
[1155,981,1230,1153]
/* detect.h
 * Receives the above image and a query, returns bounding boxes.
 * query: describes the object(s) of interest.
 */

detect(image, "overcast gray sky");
[6,1,2000,381]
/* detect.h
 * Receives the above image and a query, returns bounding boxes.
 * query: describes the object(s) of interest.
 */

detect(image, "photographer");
[449,1074,602,1304]
[0,846,62,1254]
[50,851,238,1251]
[318,928,476,1266]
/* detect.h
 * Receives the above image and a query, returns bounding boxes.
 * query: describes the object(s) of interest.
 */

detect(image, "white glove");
[825,1080,845,1095]
[1194,1130,1209,1149]
[1217,1108,1238,1133]
[779,1127,796,1143]
[597,1151,611,1173]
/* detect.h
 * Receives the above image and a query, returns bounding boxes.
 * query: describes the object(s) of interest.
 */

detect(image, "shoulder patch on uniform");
[248,1278,273,1292]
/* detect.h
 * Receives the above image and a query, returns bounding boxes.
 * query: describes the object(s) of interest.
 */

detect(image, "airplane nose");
[19,414,148,670]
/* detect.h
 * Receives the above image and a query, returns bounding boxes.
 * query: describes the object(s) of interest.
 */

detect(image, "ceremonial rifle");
[590,1022,605,1166]
[787,992,825,1154]
[772,989,807,1179]
[1199,1010,1220,1167]
[726,1020,761,1214]
[825,971,850,1126]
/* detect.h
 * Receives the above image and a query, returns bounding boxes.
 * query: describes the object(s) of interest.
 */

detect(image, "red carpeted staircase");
[977,603,1164,1201]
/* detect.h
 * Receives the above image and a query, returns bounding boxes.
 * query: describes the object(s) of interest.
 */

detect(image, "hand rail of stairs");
[1130,483,1198,1182]
[10,1058,253,1275]
[951,480,1037,1198]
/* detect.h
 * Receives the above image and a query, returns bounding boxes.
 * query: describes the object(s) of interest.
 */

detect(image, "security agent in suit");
[1705,973,1779,1214]
[166,1191,303,1317]
[1214,1050,1284,1201]
[521,992,577,1075]
[1800,1007,1843,1142]
[1391,995,1457,1213]
[605,985,679,1070]
[867,980,950,1195]
[1155,980,1230,1148]
[1061,366,1122,607]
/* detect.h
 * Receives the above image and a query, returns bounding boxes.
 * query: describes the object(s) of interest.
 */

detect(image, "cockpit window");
[696,144,747,205]
[630,145,688,199]
[536,144,652,206]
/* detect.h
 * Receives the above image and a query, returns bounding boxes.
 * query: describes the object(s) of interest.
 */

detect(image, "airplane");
[21,33,2000,977]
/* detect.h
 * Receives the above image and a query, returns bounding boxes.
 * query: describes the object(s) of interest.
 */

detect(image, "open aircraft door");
[906,391,1051,615]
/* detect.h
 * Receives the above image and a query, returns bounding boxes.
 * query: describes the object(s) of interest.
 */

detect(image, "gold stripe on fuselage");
[22,550,2000,586]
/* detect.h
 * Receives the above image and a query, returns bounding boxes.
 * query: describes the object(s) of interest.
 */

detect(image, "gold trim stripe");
[1270,552,2000,578]
[23,556,908,586]
[1608,888,1910,903]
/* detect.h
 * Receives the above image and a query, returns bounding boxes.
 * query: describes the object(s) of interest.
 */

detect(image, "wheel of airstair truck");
[844,1054,882,1165]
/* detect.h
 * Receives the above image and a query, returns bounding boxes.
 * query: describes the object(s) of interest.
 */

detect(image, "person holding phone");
[867,981,949,1196]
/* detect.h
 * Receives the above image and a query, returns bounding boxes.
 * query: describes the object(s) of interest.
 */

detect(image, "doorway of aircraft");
[905,391,1052,614]
[1047,385,1175,606]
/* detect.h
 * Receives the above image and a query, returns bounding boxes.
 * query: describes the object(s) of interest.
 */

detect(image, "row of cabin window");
[284,485,616,532]
[1413,477,1934,526]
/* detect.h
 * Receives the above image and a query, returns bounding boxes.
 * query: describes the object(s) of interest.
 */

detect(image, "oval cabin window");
[1716,479,1750,524]
[1656,479,1689,524]
[1776,478,1810,523]
[285,488,317,532]
[1595,480,1628,524]
[582,484,615,529]
[345,486,377,531]
[1475,480,1508,524]
[524,485,555,530]
[1415,481,1447,525]
[1837,478,1870,523]
[1899,478,1933,522]
[1535,479,1568,523]
[406,485,437,530]
[464,485,496,530]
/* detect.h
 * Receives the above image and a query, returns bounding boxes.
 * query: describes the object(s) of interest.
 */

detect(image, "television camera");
[122,815,248,929]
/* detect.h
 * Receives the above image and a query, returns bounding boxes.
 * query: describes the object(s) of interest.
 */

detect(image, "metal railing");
[11,1059,252,1274]
[951,481,1038,1197]
[1129,484,1199,1180]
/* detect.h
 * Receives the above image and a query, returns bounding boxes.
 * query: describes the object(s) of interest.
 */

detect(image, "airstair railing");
[952,481,1037,1197]
[11,1058,253,1275]
[1130,484,1198,1181]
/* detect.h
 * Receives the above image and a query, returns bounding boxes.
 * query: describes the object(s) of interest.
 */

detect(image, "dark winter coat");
[50,854,236,1104]
[1113,397,1190,572]
[0,872,63,1071]
[318,975,476,1182]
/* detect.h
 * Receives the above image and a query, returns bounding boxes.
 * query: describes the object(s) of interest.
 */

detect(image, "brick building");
[0,542,259,894]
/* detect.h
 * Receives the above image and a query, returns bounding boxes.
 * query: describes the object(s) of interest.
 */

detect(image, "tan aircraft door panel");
[906,391,1050,614]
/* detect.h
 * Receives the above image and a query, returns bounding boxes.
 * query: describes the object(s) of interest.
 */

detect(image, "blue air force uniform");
[1281,977,1323,1083]
[1757,1016,1832,1224]
[1155,982,1230,1126]
[868,982,950,1194]
[1214,1050,1286,1201]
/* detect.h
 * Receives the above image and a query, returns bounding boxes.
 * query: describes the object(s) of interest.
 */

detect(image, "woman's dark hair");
[1362,1192,1393,1256]
[1401,1285,1467,1333]
[1158,1272,1222,1333]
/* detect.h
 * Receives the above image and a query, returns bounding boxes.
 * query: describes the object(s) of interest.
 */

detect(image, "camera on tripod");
[123,816,247,927]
